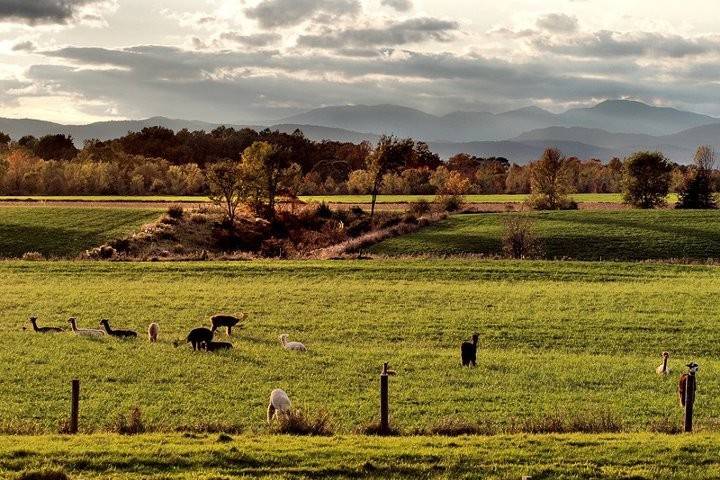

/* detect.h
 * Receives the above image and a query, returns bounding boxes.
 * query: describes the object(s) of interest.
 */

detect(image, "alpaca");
[678,362,700,407]
[187,327,213,351]
[267,388,291,423]
[205,341,233,351]
[461,333,479,367]
[148,322,159,343]
[656,351,670,375]
[67,317,105,337]
[29,316,63,333]
[279,334,306,352]
[99,319,138,339]
[210,313,245,336]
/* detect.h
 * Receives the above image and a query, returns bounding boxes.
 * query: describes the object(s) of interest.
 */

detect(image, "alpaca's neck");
[663,357,668,370]
[102,323,112,333]
[30,321,39,332]
[70,322,77,331]
[281,336,288,346]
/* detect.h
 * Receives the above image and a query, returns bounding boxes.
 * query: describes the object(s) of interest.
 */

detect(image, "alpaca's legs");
[227,326,232,336]
[267,404,276,424]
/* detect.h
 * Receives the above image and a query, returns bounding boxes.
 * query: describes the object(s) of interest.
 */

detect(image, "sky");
[2,0,720,124]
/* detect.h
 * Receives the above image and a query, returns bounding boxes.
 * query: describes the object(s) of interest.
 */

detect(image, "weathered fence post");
[70,379,80,434]
[380,362,389,435]
[684,364,698,433]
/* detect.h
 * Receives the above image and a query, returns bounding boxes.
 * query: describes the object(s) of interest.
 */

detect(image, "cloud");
[220,31,282,47]
[536,13,578,33]
[534,30,718,58]
[245,0,360,28]
[0,0,108,25]
[297,17,459,49]
[12,40,36,52]
[381,0,412,12]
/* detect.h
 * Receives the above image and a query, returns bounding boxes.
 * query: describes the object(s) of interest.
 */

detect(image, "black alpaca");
[99,319,138,338]
[29,316,63,333]
[204,341,233,351]
[461,333,479,367]
[210,314,244,336]
[187,327,213,351]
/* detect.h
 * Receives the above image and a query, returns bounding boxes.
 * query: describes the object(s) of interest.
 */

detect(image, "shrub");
[159,215,179,225]
[216,433,234,443]
[21,251,44,261]
[269,409,333,436]
[315,202,333,219]
[501,215,542,259]
[167,204,184,219]
[526,196,577,211]
[409,199,431,216]
[511,410,622,434]
[16,470,68,480]
[435,194,463,212]
[346,218,372,237]
[648,416,682,434]
[527,148,575,210]
[401,213,418,225]
[111,406,145,435]
[677,146,717,209]
[354,418,401,436]
[189,212,209,224]
[350,205,365,216]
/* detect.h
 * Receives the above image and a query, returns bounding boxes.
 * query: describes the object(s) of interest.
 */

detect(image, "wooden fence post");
[70,379,80,434]
[684,367,697,433]
[380,362,389,435]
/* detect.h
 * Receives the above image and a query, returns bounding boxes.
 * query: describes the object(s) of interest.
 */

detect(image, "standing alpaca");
[279,334,306,352]
[187,327,213,351]
[678,362,700,407]
[148,322,159,343]
[29,316,63,333]
[267,389,291,423]
[461,333,479,367]
[210,313,245,336]
[67,318,105,337]
[99,319,138,339]
[656,351,670,375]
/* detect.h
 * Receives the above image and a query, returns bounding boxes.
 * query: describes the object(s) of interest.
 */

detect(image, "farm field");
[3,432,720,479]
[371,210,720,260]
[0,207,162,258]
[1,260,719,435]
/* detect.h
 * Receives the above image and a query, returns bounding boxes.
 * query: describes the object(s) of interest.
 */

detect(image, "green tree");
[677,145,717,209]
[527,148,575,210]
[239,141,298,217]
[366,135,414,218]
[622,151,673,208]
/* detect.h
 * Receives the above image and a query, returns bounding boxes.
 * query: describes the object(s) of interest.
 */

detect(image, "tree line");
[0,127,717,210]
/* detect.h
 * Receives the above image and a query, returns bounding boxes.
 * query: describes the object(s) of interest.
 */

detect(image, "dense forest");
[0,127,714,196]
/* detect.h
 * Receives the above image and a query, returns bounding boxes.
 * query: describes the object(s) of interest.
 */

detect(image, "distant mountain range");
[2,100,720,164]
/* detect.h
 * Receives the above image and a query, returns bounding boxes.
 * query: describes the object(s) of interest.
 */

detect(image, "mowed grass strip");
[0,260,719,433]
[2,433,720,479]
[371,210,720,260]
[0,207,162,258]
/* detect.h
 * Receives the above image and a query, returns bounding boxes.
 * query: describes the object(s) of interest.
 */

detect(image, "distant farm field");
[1,260,719,434]
[3,432,720,479]
[371,210,720,260]
[0,207,161,258]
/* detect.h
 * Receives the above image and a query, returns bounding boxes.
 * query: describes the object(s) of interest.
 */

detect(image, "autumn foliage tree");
[677,145,717,209]
[366,135,415,218]
[206,160,245,222]
[527,148,576,210]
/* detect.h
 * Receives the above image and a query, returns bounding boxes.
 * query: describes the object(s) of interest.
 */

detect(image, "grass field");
[371,210,720,260]
[0,207,161,258]
[3,432,720,479]
[1,260,719,435]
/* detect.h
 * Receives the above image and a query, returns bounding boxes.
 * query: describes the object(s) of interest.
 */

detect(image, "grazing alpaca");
[67,317,105,337]
[205,341,233,351]
[279,334,306,352]
[678,362,700,407]
[29,316,63,333]
[148,322,159,343]
[99,319,138,339]
[210,313,245,336]
[461,333,479,367]
[267,388,291,423]
[187,327,213,351]
[656,351,670,375]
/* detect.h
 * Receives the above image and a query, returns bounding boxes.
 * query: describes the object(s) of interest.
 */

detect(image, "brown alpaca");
[148,322,159,343]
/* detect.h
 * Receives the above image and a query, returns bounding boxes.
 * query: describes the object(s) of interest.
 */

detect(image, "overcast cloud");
[2,0,720,123]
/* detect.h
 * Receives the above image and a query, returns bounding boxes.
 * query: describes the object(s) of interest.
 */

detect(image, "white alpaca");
[267,388,291,423]
[148,322,159,343]
[279,334,306,351]
[656,351,670,375]
[68,317,105,337]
